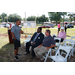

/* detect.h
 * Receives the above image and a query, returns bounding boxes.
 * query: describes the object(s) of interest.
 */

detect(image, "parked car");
[40,25,50,28]
[47,24,55,28]
[0,24,5,27]
[67,24,74,28]
[40,24,54,28]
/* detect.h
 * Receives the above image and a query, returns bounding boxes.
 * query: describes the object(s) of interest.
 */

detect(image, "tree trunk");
[56,13,58,26]
[56,20,57,26]
[63,15,64,25]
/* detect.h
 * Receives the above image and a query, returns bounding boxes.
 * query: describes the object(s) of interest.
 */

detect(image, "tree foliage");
[8,14,22,22]
[1,13,7,22]
[48,12,67,25]
[26,15,49,24]
[27,16,36,21]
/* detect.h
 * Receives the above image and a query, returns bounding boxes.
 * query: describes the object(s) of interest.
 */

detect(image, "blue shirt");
[11,24,21,41]
[43,35,55,47]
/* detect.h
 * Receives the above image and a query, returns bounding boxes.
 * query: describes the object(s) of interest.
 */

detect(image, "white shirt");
[11,24,15,28]
[6,24,10,27]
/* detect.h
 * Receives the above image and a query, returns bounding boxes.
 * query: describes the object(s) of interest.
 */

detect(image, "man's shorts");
[13,39,21,50]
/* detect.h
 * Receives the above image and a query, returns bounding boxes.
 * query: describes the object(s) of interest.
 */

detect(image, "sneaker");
[17,54,21,57]
[15,56,19,61]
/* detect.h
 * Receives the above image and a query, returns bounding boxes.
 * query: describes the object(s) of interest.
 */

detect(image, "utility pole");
[6,12,8,23]
[25,12,26,21]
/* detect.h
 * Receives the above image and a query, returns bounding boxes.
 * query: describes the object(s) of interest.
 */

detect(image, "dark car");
[67,24,74,28]
[47,24,54,28]
[40,24,54,28]
[40,25,50,28]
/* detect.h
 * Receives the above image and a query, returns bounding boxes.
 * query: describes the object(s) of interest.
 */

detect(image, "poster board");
[23,21,36,28]
[23,21,36,36]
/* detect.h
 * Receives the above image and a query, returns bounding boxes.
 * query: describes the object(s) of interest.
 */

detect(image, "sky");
[0,11,49,18]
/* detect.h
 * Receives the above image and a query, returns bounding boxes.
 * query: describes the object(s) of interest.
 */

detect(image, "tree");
[48,12,61,25]
[8,14,22,22]
[40,15,49,24]
[0,19,1,23]
[68,13,73,22]
[4,16,8,22]
[0,15,1,19]
[1,13,7,22]
[48,12,67,25]
[26,15,49,24]
[27,16,36,21]
[36,15,49,24]
[61,12,67,25]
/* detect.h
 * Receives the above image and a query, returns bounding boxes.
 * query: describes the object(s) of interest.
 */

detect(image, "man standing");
[11,19,23,60]
[34,30,55,61]
[24,27,44,59]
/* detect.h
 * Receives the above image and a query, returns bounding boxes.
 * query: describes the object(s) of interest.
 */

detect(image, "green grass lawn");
[0,27,75,49]
[0,27,75,61]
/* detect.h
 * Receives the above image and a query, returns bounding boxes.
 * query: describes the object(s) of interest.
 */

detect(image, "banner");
[23,21,36,28]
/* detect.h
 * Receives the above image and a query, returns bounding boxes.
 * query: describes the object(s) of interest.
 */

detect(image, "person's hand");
[14,37,16,40]
[32,42,35,45]
[57,36,59,37]
[19,30,23,34]
[46,47,49,49]
[38,45,42,48]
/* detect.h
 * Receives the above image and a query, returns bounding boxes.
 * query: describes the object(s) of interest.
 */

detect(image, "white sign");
[23,21,36,28]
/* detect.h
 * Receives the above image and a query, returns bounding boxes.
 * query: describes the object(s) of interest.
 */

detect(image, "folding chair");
[43,48,52,62]
[71,36,75,55]
[50,45,72,62]
[51,37,61,54]
[43,37,61,62]
[52,34,57,37]
[24,35,32,46]
[61,39,75,58]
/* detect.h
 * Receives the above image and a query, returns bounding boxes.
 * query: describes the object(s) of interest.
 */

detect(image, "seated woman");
[53,27,66,42]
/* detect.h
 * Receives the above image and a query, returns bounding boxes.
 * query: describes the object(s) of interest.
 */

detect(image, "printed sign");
[23,21,36,28]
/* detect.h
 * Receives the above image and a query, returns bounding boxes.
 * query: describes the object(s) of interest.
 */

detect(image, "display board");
[23,21,36,28]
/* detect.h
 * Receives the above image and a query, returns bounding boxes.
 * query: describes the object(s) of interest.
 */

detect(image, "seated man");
[34,30,55,60]
[24,27,44,59]
[53,27,66,42]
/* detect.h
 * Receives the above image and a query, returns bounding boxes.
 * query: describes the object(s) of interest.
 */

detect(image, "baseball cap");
[61,27,64,29]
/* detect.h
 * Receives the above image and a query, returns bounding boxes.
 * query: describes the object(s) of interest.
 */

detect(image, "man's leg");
[16,48,19,54]
[14,49,17,56]
[30,44,39,59]
[13,39,20,60]
[24,42,31,55]
[16,47,21,56]
[34,47,41,58]
[14,47,19,60]
[26,42,31,53]
[35,46,48,60]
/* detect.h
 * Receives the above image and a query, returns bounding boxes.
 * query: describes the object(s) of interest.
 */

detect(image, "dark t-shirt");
[43,35,55,47]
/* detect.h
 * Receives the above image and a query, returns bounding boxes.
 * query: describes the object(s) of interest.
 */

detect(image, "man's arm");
[11,32,16,40]
[19,30,23,34]
[30,32,36,41]
[46,44,56,49]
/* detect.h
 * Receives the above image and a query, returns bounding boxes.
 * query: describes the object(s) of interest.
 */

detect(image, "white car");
[6,24,10,27]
